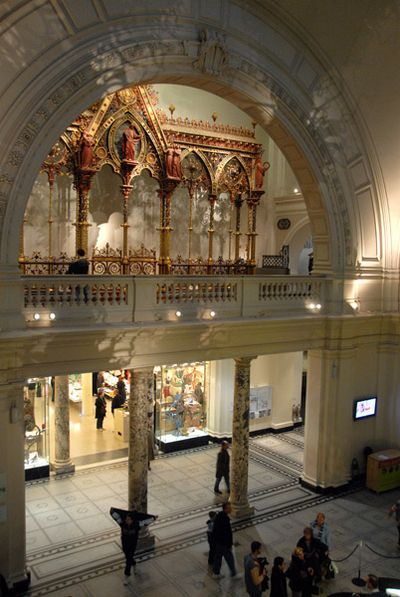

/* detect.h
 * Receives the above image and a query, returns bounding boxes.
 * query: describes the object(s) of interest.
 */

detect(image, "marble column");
[51,376,75,475]
[128,367,153,512]
[0,380,30,591]
[230,356,255,518]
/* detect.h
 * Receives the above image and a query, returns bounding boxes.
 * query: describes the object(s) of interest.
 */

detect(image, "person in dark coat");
[111,392,125,415]
[211,502,239,579]
[67,248,89,274]
[116,375,127,401]
[296,527,327,580]
[270,556,288,597]
[110,507,157,584]
[286,547,313,597]
[214,440,230,494]
[95,388,106,430]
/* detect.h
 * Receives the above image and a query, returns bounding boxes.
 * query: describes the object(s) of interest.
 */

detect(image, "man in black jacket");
[67,248,89,274]
[110,507,157,585]
[212,502,240,579]
[214,440,230,494]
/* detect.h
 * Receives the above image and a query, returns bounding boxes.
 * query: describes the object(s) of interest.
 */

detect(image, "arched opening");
[20,84,313,278]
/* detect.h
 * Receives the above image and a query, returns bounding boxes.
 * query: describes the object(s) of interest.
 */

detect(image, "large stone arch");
[0,1,387,277]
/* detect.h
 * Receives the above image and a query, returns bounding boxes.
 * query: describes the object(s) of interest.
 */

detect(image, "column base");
[7,569,31,593]
[300,475,352,494]
[231,503,254,519]
[51,461,75,475]
[137,529,155,553]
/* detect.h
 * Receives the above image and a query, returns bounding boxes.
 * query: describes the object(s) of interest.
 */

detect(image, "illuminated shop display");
[155,362,209,452]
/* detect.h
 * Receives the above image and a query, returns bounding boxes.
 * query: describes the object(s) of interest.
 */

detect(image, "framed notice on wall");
[250,386,272,419]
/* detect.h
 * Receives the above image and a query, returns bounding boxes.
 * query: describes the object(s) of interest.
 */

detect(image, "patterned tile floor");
[24,430,400,596]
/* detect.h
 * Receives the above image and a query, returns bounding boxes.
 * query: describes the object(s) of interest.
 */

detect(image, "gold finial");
[212,112,218,123]
[168,104,176,117]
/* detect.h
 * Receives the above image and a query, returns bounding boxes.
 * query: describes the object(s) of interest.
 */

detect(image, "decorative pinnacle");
[212,112,218,123]
[168,104,176,117]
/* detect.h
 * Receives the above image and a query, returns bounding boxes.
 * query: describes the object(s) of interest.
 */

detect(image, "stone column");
[302,348,356,490]
[128,367,153,512]
[230,356,255,518]
[0,379,30,592]
[51,376,74,475]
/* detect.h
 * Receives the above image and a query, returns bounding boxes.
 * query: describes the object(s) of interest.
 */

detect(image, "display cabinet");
[24,378,50,480]
[155,362,209,452]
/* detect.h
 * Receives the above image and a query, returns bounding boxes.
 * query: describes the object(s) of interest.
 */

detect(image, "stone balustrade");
[22,275,329,327]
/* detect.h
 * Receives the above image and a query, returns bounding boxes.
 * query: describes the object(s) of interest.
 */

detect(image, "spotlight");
[175,310,182,318]
[210,310,216,318]
[293,187,300,194]
[309,303,315,310]
[49,312,56,320]
[33,313,41,321]
[316,303,322,310]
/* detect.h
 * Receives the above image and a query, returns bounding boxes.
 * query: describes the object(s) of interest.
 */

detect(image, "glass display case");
[24,378,51,480]
[155,362,209,452]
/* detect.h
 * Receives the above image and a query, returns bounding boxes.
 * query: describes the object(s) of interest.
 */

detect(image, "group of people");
[94,374,127,430]
[205,503,333,597]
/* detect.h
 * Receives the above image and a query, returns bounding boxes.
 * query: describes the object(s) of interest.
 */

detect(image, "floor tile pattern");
[24,431,400,596]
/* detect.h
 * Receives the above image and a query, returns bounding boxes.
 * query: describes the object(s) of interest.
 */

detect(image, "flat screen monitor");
[353,397,377,420]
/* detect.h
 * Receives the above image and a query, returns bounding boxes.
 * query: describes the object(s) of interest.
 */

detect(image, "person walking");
[388,499,400,547]
[244,541,269,596]
[206,510,217,571]
[95,388,107,430]
[270,556,288,597]
[214,440,230,494]
[110,507,157,585]
[212,502,241,579]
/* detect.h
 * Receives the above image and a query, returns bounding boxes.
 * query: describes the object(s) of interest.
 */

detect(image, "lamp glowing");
[175,310,182,318]
[210,310,216,318]
[33,313,41,321]
[49,312,56,320]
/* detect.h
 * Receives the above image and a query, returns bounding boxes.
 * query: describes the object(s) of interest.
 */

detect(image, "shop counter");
[114,408,129,442]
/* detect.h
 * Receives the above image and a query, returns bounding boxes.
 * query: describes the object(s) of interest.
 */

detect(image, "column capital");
[233,356,257,367]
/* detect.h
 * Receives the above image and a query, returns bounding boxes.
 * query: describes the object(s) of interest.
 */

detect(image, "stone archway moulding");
[0,7,385,276]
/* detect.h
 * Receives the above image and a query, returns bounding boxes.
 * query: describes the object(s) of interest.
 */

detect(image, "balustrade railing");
[23,277,129,308]
[22,274,328,326]
[156,280,238,304]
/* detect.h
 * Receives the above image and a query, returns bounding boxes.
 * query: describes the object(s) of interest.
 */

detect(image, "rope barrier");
[331,543,359,563]
[365,543,400,559]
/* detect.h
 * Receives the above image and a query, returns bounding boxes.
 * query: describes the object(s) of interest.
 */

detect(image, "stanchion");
[352,540,366,587]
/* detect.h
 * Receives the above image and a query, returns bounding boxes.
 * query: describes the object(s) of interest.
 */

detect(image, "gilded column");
[234,194,244,262]
[52,376,74,475]
[157,180,177,275]
[207,194,216,273]
[128,367,154,511]
[247,190,264,274]
[230,356,255,518]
